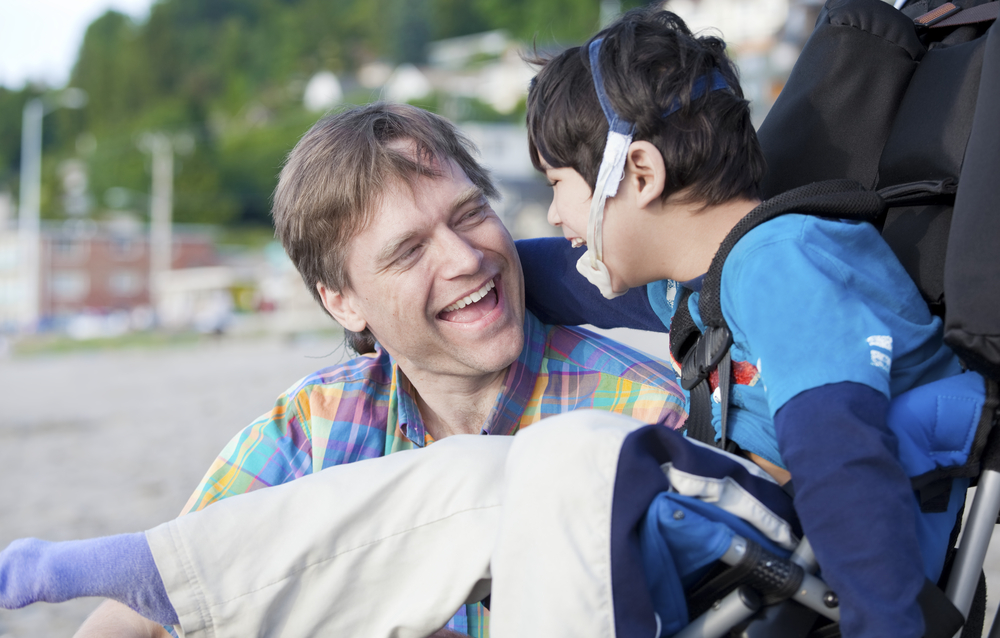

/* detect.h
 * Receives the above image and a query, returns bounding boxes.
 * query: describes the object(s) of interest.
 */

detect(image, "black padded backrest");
[877,34,987,309]
[757,0,926,198]
[756,0,1000,380]
[944,16,1000,379]
[876,37,985,190]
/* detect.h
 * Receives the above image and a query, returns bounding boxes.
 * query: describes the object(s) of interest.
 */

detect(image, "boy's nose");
[546,200,561,227]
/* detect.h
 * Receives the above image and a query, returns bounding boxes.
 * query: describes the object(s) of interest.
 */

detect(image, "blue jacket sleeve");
[516,237,667,332]
[775,382,925,638]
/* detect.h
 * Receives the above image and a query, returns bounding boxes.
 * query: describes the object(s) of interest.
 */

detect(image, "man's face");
[334,156,525,381]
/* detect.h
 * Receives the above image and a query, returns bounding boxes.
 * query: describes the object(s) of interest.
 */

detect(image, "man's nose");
[439,231,484,278]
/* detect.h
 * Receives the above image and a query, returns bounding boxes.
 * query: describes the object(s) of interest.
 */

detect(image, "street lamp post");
[148,133,174,313]
[17,88,87,332]
[136,131,194,323]
[18,99,43,333]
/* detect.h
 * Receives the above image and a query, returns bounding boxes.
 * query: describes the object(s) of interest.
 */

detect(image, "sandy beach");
[0,334,352,637]
[1,330,998,636]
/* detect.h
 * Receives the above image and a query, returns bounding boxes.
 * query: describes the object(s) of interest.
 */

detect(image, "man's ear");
[624,141,666,209]
[317,282,368,333]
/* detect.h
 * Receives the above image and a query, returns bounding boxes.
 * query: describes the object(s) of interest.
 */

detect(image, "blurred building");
[248,241,334,336]
[153,265,234,334]
[0,221,218,333]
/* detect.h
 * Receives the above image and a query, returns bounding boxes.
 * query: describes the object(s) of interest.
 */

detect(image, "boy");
[518,7,964,638]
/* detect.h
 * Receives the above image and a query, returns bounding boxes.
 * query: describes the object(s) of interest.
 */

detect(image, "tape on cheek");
[587,128,633,267]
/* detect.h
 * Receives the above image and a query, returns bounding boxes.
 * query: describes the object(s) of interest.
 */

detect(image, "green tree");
[71,11,152,134]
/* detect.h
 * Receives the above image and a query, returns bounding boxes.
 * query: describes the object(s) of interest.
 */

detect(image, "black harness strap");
[670,180,886,449]
[917,1,1000,29]
[674,285,732,444]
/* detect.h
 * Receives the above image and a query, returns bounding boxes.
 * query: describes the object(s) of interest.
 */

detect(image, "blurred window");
[50,270,90,302]
[111,236,143,260]
[52,237,90,263]
[0,242,17,271]
[109,270,142,297]
[0,279,24,304]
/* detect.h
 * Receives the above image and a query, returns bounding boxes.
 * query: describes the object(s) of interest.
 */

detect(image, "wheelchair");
[664,0,1000,635]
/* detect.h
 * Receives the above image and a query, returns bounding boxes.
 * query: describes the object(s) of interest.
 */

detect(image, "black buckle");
[680,326,734,391]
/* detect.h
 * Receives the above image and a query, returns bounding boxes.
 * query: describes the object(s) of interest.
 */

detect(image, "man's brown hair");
[273,102,498,352]
[527,8,765,206]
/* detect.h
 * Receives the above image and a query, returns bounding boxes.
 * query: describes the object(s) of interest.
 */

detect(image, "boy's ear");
[317,282,368,333]
[624,141,667,209]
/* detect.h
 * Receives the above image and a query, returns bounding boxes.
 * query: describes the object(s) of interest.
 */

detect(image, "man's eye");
[459,206,487,224]
[547,179,558,188]
[396,244,422,264]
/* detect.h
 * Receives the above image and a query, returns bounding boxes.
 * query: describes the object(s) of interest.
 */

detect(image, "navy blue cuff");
[776,382,925,638]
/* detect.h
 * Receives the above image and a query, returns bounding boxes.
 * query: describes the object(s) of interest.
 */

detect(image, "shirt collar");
[393,312,546,446]
[392,366,425,445]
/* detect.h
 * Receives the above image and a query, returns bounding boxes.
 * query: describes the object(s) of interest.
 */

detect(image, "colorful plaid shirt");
[180,311,686,636]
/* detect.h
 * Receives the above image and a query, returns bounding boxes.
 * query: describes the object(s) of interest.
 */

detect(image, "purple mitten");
[0,532,179,626]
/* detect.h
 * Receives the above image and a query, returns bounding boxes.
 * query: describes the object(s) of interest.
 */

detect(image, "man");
[72,101,686,637]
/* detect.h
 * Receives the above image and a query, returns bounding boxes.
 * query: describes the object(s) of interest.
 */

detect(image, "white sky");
[0,0,155,89]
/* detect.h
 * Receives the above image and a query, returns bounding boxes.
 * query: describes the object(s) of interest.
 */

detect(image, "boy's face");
[333,156,525,382]
[542,161,639,292]
[541,162,591,248]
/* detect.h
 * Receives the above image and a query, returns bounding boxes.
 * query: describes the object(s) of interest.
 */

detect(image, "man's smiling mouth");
[438,279,499,323]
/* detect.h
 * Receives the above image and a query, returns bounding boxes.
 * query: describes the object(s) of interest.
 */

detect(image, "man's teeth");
[571,238,586,248]
[443,279,495,312]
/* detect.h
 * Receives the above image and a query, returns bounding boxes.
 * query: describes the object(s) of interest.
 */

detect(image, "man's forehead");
[379,162,479,207]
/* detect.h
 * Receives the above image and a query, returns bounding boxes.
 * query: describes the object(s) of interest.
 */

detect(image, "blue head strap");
[587,37,732,132]
[588,39,635,136]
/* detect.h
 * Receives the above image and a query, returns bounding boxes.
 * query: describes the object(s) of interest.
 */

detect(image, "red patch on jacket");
[708,360,760,392]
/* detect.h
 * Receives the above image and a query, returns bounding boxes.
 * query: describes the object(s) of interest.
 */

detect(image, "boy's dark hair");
[527,8,765,206]
[273,102,498,353]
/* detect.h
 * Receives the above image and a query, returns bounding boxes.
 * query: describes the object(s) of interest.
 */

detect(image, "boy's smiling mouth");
[438,279,500,323]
